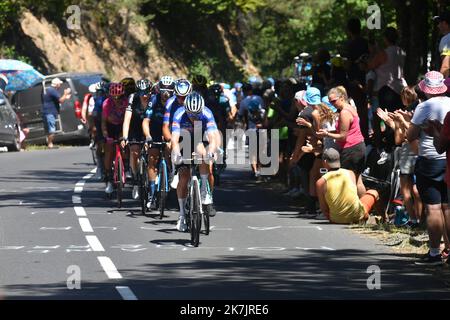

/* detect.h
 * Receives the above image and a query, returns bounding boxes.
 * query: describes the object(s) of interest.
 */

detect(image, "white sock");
[430,248,441,257]
[178,198,186,217]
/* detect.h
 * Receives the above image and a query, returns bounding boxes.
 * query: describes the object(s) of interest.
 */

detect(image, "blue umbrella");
[0,59,44,92]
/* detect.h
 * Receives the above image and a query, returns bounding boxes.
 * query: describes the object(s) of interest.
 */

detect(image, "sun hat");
[418,71,448,95]
[304,87,321,105]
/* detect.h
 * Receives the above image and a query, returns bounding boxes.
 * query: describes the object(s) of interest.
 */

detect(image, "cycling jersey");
[171,106,218,136]
[126,93,149,141]
[206,95,229,132]
[144,94,166,142]
[102,97,128,126]
[163,95,184,129]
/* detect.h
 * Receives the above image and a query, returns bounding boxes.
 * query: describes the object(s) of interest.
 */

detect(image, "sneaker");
[377,151,389,165]
[176,216,187,232]
[89,140,95,149]
[414,252,443,266]
[170,173,179,189]
[132,186,139,200]
[105,182,113,194]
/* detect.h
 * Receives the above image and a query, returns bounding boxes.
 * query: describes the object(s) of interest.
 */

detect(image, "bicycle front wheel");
[117,156,124,208]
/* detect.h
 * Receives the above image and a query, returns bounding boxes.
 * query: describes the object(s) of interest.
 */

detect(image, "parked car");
[12,72,107,144]
[0,91,21,151]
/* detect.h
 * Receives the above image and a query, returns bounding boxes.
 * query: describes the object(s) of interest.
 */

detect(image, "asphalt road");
[0,146,449,300]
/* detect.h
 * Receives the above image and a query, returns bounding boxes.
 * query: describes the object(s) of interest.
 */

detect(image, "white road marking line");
[72,196,81,204]
[111,244,146,252]
[40,226,72,230]
[116,286,138,300]
[79,218,94,233]
[74,186,83,193]
[83,174,93,180]
[320,246,336,251]
[76,181,85,187]
[66,245,92,253]
[33,245,60,249]
[90,168,97,174]
[210,226,232,231]
[86,235,105,252]
[316,226,323,231]
[248,226,281,231]
[31,210,65,215]
[93,227,118,231]
[248,247,286,251]
[74,206,86,216]
[0,246,24,250]
[228,247,235,251]
[98,257,122,279]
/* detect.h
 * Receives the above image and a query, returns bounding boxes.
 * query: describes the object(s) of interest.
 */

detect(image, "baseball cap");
[51,78,63,86]
[322,148,341,169]
[434,12,450,24]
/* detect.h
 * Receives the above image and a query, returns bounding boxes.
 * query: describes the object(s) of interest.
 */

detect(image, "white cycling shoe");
[176,216,187,232]
[105,182,113,194]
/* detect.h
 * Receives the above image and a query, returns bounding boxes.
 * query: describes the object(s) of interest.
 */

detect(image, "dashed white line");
[74,186,83,193]
[86,235,105,252]
[79,218,94,233]
[247,247,286,251]
[320,246,336,251]
[97,257,122,279]
[74,206,86,216]
[40,226,72,230]
[75,181,86,187]
[116,286,138,300]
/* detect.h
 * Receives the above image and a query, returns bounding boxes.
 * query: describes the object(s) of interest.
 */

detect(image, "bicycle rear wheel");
[117,156,124,208]
[158,162,167,220]
[190,179,202,247]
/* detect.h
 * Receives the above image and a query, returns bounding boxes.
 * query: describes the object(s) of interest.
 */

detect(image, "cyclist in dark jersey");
[122,79,153,200]
[142,77,174,209]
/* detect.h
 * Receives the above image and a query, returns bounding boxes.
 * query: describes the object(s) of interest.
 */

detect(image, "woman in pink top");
[317,86,367,196]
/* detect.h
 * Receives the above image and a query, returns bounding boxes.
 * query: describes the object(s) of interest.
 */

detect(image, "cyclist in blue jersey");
[171,92,219,232]
[122,79,153,200]
[142,76,174,209]
[92,81,109,180]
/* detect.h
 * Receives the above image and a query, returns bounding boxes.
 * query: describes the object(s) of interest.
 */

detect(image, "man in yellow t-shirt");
[316,148,379,224]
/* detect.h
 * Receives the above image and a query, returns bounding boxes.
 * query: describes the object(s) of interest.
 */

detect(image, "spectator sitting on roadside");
[316,148,379,224]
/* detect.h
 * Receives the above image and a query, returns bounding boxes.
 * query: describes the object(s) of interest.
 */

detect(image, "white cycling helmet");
[185,92,204,114]
[174,79,192,97]
[159,75,174,88]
